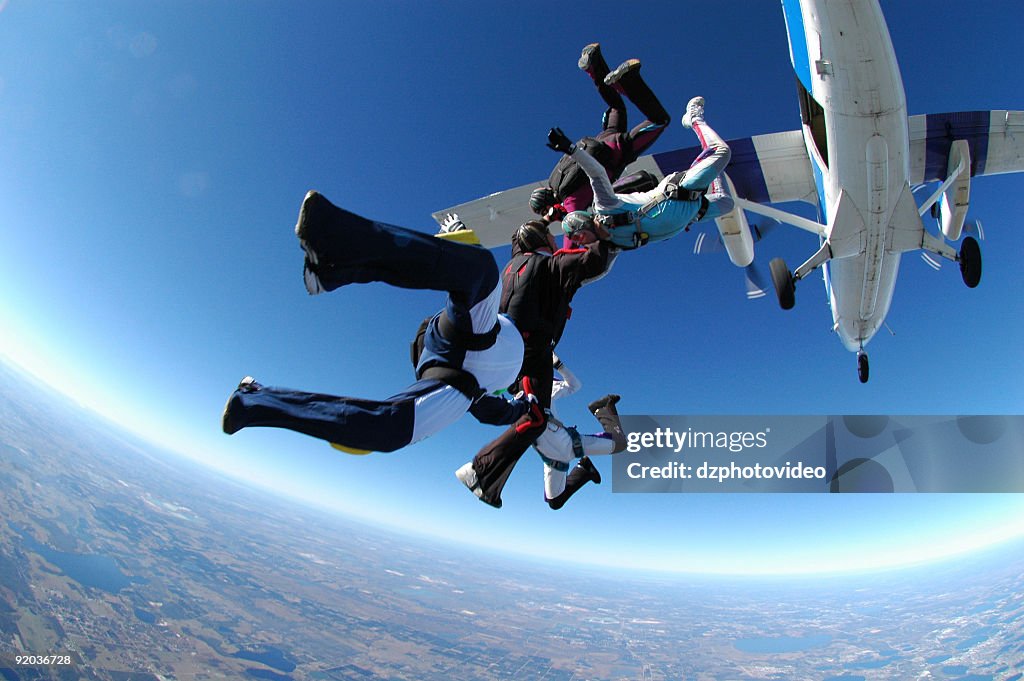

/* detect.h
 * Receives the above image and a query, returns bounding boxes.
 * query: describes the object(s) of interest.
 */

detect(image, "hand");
[546,127,575,155]
[441,213,466,233]
[543,204,567,224]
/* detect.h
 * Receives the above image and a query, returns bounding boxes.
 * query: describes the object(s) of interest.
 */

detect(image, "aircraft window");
[796,78,828,167]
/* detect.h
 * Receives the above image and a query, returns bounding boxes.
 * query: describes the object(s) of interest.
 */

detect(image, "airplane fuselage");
[784,0,921,352]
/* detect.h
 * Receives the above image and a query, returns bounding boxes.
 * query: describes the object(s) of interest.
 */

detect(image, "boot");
[588,394,626,453]
[546,456,601,510]
[606,60,670,127]
[579,43,625,113]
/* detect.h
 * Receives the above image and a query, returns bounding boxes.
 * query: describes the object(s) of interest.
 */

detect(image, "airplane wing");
[431,181,543,250]
[649,129,817,206]
[432,130,818,249]
[909,110,1024,183]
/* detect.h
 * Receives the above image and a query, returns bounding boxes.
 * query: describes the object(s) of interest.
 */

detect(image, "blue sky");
[1,0,1023,576]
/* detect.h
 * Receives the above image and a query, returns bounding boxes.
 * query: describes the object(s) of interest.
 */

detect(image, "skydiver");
[221,191,541,453]
[529,43,671,221]
[452,216,613,508]
[549,96,734,250]
[528,354,627,510]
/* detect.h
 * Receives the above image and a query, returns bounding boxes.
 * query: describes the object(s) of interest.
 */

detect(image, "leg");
[296,191,497,308]
[222,377,468,453]
[679,98,731,193]
[536,425,574,500]
[459,356,552,507]
[695,193,736,224]
[578,43,626,128]
[546,457,601,510]
[605,58,670,129]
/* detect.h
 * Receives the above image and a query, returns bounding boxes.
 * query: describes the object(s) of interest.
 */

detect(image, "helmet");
[513,221,553,253]
[529,187,556,215]
[561,211,596,240]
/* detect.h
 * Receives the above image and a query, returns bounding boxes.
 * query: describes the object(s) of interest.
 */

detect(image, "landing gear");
[958,236,982,288]
[857,350,869,384]
[769,257,795,310]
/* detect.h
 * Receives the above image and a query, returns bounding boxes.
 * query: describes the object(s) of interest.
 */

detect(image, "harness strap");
[566,426,585,459]
[536,449,570,472]
[436,311,501,352]
[597,212,636,228]
[692,195,710,224]
[418,366,483,400]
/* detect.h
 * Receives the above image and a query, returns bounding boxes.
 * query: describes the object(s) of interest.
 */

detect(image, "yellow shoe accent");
[330,442,373,455]
[435,228,481,245]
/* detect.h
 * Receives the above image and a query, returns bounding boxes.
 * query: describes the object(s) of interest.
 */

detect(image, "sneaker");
[296,190,328,289]
[578,43,601,72]
[587,394,621,413]
[455,462,503,508]
[303,257,325,295]
[237,376,262,393]
[603,59,640,86]
[681,96,705,129]
[455,462,483,499]
[578,456,602,485]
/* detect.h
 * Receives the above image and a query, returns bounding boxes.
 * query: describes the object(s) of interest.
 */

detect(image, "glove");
[440,213,466,233]
[546,127,575,155]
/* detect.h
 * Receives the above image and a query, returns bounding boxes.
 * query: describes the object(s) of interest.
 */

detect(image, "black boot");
[587,394,627,453]
[579,43,625,113]
[546,456,601,510]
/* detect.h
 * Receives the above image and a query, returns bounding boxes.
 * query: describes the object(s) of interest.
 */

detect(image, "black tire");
[959,236,982,288]
[769,257,795,310]
[857,352,869,384]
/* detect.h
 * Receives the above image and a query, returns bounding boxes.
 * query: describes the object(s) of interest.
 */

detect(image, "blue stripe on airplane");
[781,0,813,93]
[924,111,991,181]
[652,137,771,203]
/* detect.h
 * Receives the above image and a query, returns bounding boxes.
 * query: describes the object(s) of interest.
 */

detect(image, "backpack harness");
[410,311,500,400]
[597,177,710,249]
[534,411,584,471]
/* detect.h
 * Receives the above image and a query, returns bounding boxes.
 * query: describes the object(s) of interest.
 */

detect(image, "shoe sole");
[681,97,706,129]
[295,190,322,241]
[221,392,243,435]
[578,43,600,71]
[604,59,640,86]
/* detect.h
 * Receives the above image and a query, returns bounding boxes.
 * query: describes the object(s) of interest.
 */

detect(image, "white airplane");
[433,0,1024,383]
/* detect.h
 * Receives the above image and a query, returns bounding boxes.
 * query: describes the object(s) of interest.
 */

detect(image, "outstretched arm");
[570,145,622,211]
[546,127,622,212]
[550,353,582,401]
[469,393,529,426]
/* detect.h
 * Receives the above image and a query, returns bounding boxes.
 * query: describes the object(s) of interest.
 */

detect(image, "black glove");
[546,127,575,155]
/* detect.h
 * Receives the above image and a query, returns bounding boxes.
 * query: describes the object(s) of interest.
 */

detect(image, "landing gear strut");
[857,350,869,384]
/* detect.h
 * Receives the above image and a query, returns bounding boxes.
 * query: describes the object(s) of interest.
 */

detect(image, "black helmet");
[513,220,553,253]
[529,186,556,215]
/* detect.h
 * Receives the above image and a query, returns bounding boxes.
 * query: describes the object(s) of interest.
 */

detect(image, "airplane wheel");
[959,236,982,288]
[769,257,795,310]
[857,352,869,384]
